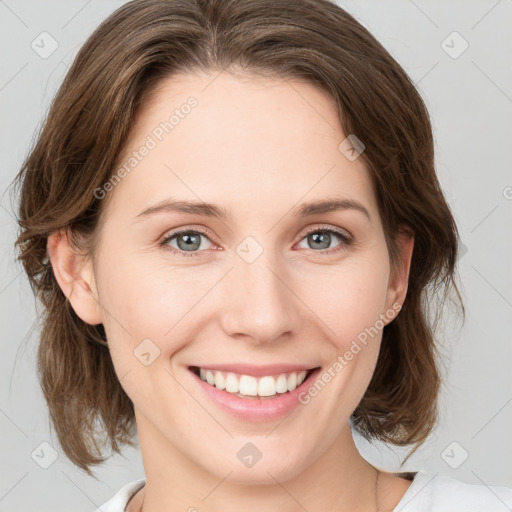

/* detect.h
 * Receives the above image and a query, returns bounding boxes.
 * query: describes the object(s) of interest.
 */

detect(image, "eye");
[295,225,352,254]
[159,225,353,258]
[159,229,215,258]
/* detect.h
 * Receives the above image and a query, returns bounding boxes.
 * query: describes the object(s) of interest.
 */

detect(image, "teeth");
[240,375,258,396]
[214,371,225,390]
[205,370,215,386]
[287,372,297,391]
[276,374,288,393]
[225,373,239,393]
[258,376,276,397]
[196,368,310,397]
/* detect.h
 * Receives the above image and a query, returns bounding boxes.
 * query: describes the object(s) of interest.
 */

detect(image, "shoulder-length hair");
[13,0,464,477]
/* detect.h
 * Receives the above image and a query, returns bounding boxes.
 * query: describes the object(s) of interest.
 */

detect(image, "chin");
[202,438,313,485]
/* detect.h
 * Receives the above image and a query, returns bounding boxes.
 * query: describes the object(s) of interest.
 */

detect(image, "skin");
[48,70,415,512]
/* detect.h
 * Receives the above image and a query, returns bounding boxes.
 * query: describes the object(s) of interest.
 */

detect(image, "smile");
[188,364,321,421]
[192,366,313,398]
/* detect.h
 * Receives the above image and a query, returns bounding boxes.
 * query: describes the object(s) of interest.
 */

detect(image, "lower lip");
[189,367,321,422]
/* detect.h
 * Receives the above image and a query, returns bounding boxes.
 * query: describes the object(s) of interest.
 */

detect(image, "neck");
[133,414,381,512]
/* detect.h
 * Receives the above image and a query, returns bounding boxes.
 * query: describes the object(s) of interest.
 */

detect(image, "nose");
[218,255,300,345]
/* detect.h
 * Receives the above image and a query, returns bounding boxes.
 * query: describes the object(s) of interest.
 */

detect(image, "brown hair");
[12,0,464,477]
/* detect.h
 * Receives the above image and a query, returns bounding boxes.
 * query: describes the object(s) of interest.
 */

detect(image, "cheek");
[295,255,391,420]
[94,247,212,354]
[295,251,390,347]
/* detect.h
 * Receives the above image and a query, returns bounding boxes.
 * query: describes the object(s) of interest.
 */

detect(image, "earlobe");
[385,228,415,315]
[46,228,103,325]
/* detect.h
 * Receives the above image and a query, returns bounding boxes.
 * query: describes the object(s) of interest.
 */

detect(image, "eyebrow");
[133,198,371,222]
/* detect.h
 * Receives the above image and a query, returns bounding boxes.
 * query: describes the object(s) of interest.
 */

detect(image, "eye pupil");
[308,231,331,250]
[177,232,201,251]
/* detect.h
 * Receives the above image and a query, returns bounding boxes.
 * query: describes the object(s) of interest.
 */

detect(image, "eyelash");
[159,225,353,258]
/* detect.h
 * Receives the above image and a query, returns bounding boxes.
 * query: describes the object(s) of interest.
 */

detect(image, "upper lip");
[189,363,319,377]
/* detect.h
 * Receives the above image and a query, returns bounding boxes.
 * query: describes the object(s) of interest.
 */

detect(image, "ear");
[384,227,415,315]
[46,228,103,325]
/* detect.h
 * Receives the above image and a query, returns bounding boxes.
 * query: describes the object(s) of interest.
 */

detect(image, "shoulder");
[92,479,146,512]
[393,470,512,512]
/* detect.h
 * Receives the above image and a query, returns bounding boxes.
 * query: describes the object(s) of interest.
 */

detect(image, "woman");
[13,0,512,511]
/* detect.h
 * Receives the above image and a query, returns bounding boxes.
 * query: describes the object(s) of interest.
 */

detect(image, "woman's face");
[84,70,412,483]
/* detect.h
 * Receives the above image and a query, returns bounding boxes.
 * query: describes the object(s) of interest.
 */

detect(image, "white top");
[93,470,512,512]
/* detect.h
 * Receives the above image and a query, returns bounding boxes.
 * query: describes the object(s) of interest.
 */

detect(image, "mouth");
[188,364,321,421]
[188,365,319,400]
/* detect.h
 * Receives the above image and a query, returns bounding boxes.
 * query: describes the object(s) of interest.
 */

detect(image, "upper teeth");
[198,368,309,397]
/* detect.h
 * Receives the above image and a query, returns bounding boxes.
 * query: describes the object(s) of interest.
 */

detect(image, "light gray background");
[1,0,511,510]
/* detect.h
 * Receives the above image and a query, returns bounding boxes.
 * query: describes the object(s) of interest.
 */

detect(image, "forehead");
[104,70,379,228]
[125,69,344,160]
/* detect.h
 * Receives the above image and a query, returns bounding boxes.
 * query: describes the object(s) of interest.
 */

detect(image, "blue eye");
[160,229,213,257]
[159,226,352,258]
[296,226,352,255]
